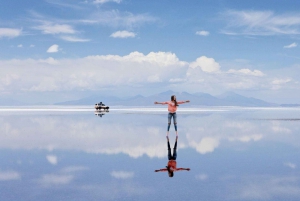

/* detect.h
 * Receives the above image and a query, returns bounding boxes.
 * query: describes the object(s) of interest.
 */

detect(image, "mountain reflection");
[155,136,190,177]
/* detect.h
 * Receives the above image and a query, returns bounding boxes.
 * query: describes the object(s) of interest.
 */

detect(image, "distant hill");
[54,90,277,107]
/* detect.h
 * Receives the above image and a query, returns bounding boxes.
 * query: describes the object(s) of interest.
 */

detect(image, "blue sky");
[1,0,300,104]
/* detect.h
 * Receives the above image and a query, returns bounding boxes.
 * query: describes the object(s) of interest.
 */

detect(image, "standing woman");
[154,95,190,137]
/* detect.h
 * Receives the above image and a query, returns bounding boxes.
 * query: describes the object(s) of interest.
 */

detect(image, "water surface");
[1,106,300,201]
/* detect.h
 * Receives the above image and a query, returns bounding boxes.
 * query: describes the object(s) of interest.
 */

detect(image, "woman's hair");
[166,166,174,177]
[171,95,178,106]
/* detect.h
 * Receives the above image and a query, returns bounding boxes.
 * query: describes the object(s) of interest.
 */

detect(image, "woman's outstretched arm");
[154,101,168,104]
[177,100,190,104]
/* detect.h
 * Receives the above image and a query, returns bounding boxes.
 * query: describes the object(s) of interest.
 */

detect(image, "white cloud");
[232,176,300,200]
[60,36,90,42]
[47,44,59,53]
[0,51,295,96]
[39,174,73,185]
[222,10,300,35]
[284,42,297,48]
[30,44,35,48]
[83,10,156,28]
[0,170,20,181]
[228,134,262,142]
[189,56,220,72]
[189,137,220,154]
[110,171,134,179]
[196,31,210,36]
[271,78,291,85]
[284,162,296,169]
[0,28,22,38]
[17,44,23,48]
[35,23,76,35]
[195,174,208,181]
[61,166,89,173]
[46,155,58,165]
[110,30,136,38]
[228,69,264,76]
[93,0,121,4]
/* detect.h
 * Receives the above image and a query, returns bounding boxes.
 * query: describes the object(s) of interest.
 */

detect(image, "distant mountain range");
[1,90,299,107]
[54,90,280,107]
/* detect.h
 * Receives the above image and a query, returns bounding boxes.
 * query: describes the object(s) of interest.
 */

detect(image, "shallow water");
[1,106,300,201]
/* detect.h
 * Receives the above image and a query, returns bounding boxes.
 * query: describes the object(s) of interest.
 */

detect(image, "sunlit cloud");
[47,44,59,53]
[284,162,296,169]
[38,174,73,185]
[189,56,220,72]
[34,23,76,35]
[231,176,300,200]
[221,10,300,35]
[195,174,208,181]
[46,155,58,165]
[83,10,156,28]
[0,28,22,38]
[110,30,136,38]
[110,171,134,179]
[228,69,264,77]
[188,137,220,154]
[0,170,21,181]
[60,36,90,42]
[284,42,297,48]
[196,31,210,36]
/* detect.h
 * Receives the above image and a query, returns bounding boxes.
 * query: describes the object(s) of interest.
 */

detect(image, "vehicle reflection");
[155,136,190,177]
[94,110,109,117]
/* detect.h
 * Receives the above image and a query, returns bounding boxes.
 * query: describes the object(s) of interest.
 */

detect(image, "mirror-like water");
[1,107,300,201]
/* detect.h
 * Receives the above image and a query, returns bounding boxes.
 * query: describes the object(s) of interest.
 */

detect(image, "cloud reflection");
[1,109,300,158]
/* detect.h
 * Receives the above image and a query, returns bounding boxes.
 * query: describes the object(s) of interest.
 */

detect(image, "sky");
[1,0,300,104]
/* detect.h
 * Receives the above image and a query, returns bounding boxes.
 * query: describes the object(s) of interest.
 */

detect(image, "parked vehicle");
[94,102,109,111]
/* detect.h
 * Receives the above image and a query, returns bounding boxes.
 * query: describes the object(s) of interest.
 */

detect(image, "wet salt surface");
[1,106,300,201]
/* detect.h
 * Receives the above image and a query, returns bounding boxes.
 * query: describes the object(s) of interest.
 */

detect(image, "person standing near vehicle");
[154,95,190,137]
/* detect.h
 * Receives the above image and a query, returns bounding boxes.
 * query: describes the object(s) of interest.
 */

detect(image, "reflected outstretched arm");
[176,168,190,171]
[154,168,168,172]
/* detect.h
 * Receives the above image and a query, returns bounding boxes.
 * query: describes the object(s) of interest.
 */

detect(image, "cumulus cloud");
[196,31,210,36]
[0,51,295,95]
[0,28,22,38]
[47,44,59,53]
[189,56,220,72]
[110,30,136,38]
[0,170,21,181]
[189,137,220,154]
[221,10,300,35]
[110,171,134,179]
[284,42,297,48]
[46,155,58,165]
[228,69,264,76]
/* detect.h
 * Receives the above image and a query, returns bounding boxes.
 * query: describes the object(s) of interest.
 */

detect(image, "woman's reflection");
[155,136,190,177]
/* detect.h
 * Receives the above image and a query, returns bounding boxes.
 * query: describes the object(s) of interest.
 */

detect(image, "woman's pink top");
[162,101,185,113]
